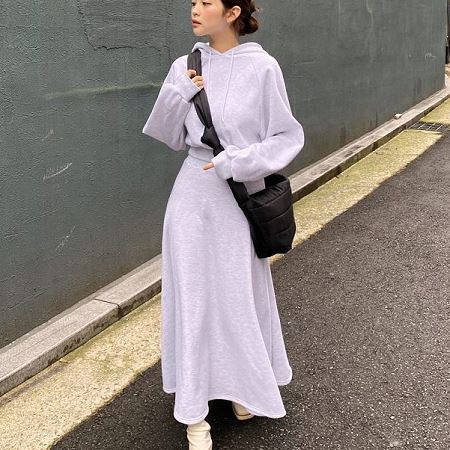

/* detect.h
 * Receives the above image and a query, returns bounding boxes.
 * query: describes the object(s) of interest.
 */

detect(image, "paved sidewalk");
[50,123,450,448]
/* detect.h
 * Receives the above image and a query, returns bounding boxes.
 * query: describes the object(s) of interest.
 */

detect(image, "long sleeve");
[211,60,305,182]
[142,59,202,151]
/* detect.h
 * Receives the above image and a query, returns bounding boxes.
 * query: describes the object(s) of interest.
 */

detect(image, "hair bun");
[240,1,261,36]
[242,15,258,35]
[223,0,262,37]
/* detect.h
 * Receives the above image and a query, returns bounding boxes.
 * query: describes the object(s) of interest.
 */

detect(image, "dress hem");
[167,391,288,425]
[162,368,293,425]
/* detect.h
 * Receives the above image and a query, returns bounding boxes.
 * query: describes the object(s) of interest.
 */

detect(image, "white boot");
[231,401,255,421]
[186,419,213,450]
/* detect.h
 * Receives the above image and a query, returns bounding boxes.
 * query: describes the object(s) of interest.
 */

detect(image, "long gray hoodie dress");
[142,41,305,425]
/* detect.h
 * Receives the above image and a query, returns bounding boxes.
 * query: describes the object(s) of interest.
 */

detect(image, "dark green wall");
[0,0,447,346]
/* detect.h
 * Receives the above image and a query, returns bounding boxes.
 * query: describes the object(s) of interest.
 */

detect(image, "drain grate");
[408,121,450,133]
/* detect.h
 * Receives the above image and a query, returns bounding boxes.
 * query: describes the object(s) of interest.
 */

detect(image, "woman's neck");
[208,34,240,54]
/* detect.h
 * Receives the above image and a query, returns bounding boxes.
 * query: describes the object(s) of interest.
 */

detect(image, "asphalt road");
[53,131,449,450]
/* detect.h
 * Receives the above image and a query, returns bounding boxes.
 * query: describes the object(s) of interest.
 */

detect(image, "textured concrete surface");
[421,97,450,124]
[286,127,442,256]
[0,254,162,398]
[0,299,118,397]
[0,98,448,449]
[0,297,162,449]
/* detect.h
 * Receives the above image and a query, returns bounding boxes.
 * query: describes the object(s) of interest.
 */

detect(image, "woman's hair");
[221,0,262,36]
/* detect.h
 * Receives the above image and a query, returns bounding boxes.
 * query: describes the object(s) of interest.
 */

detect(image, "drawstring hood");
[207,46,212,95]
[222,47,235,123]
[143,39,305,189]
[191,41,265,125]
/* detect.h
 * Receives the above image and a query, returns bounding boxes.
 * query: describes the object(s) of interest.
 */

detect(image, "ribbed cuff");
[174,72,202,102]
[211,149,233,180]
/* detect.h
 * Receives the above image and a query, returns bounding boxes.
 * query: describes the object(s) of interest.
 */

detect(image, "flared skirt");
[160,153,293,425]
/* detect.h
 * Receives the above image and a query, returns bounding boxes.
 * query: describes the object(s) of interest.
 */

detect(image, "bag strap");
[187,49,250,204]
[187,50,223,155]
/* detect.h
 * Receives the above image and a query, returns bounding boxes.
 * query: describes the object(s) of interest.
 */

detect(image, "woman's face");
[191,0,240,36]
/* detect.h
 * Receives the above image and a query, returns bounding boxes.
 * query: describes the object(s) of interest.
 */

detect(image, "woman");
[142,0,305,448]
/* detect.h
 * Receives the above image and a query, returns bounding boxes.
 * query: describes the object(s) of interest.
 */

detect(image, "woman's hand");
[186,70,211,171]
[186,69,204,89]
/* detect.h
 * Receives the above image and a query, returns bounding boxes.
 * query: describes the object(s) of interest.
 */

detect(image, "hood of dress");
[190,41,267,124]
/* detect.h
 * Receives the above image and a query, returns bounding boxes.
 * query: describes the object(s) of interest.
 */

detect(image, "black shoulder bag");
[187,49,296,259]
